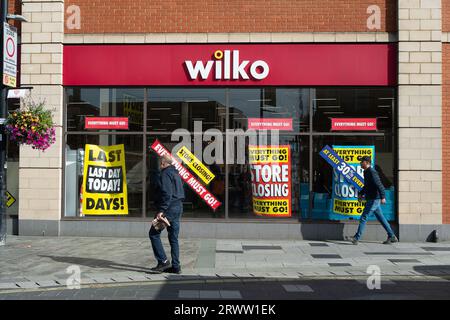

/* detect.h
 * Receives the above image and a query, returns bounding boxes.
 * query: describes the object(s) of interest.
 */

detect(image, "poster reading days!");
[82,144,128,215]
[249,146,291,217]
[332,145,374,217]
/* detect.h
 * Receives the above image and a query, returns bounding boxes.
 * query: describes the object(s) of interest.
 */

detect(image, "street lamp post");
[0,0,9,246]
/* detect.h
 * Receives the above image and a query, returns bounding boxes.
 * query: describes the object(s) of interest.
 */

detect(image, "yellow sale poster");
[249,145,291,217]
[331,145,374,217]
[82,144,128,215]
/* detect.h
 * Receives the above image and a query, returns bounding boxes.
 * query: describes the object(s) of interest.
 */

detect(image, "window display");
[64,87,396,222]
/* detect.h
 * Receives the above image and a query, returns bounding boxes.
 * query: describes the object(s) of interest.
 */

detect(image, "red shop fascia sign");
[63,44,397,86]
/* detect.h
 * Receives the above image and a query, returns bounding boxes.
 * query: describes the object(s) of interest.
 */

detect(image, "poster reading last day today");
[249,146,291,217]
[82,144,128,215]
[332,145,375,218]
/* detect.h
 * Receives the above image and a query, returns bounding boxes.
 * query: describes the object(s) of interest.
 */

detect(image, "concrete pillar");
[397,0,443,239]
[18,0,64,235]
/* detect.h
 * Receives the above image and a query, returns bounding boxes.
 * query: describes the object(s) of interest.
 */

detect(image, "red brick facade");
[64,0,397,34]
[443,0,450,32]
[444,43,450,224]
[7,0,22,29]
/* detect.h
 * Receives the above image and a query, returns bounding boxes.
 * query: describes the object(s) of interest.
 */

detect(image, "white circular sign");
[6,37,15,58]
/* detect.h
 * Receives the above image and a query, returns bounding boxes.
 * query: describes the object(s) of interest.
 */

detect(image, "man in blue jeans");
[350,156,398,245]
[149,154,185,274]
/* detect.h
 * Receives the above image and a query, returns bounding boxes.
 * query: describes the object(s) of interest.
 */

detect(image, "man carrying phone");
[149,153,185,274]
[350,156,398,245]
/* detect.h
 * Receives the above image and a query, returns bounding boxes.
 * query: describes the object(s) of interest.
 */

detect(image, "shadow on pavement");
[413,265,450,281]
[38,255,158,274]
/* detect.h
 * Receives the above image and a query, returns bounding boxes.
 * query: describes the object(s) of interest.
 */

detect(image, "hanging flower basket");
[5,97,56,151]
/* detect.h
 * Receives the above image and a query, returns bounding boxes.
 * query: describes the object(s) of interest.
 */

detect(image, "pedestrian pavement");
[0,236,449,292]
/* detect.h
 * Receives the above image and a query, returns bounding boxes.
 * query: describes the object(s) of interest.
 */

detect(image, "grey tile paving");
[89,277,116,284]
[127,274,150,281]
[421,247,450,252]
[15,282,39,289]
[219,290,242,299]
[311,254,342,259]
[110,276,133,283]
[282,284,314,293]
[0,283,18,290]
[389,259,421,264]
[329,263,352,267]
[216,250,244,254]
[145,274,168,281]
[1,235,450,289]
[309,243,329,247]
[178,290,200,299]
[364,252,433,256]
[35,280,61,287]
[199,290,221,299]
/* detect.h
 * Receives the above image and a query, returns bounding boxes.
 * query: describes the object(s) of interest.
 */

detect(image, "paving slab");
[1,236,450,287]
[219,290,242,299]
[34,280,62,288]
[15,282,39,289]
[0,283,19,290]
[178,290,200,299]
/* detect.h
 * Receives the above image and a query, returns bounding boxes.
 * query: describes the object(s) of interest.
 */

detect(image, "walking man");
[149,153,185,274]
[351,156,398,245]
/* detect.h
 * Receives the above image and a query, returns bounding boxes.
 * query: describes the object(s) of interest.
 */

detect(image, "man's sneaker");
[349,236,359,245]
[165,266,181,274]
[151,260,170,272]
[383,235,399,244]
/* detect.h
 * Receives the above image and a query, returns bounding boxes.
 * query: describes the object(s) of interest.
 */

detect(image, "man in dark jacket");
[351,156,398,245]
[149,154,185,274]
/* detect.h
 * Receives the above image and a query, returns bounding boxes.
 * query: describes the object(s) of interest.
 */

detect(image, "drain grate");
[311,254,342,259]
[364,252,433,256]
[216,250,244,254]
[242,245,283,251]
[389,259,421,263]
[309,243,329,247]
[328,263,352,267]
[421,247,450,252]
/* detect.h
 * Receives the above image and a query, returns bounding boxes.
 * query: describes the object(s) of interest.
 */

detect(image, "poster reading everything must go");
[249,145,292,217]
[82,144,129,215]
[331,145,375,217]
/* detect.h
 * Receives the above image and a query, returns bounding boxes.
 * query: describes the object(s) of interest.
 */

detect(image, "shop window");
[312,88,394,134]
[309,135,395,222]
[64,134,144,217]
[66,88,145,132]
[147,88,227,132]
[227,134,308,220]
[146,135,225,219]
[229,88,309,132]
[63,86,396,223]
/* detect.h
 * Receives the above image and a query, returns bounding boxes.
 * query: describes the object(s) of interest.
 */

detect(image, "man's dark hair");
[360,156,371,163]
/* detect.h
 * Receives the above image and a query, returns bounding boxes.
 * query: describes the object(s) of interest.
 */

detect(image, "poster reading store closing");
[332,145,374,217]
[82,144,128,215]
[249,145,291,217]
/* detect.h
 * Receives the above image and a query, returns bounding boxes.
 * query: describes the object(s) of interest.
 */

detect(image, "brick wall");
[7,0,22,29]
[7,0,20,13]
[443,0,450,31]
[64,0,397,34]
[444,43,450,224]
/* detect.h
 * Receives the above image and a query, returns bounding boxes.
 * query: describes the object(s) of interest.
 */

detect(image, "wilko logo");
[185,50,269,81]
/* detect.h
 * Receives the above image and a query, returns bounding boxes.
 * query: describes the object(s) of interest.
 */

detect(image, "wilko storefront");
[12,0,449,241]
[59,42,398,238]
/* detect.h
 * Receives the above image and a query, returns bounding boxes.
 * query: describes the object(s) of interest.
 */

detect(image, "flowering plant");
[5,97,56,151]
